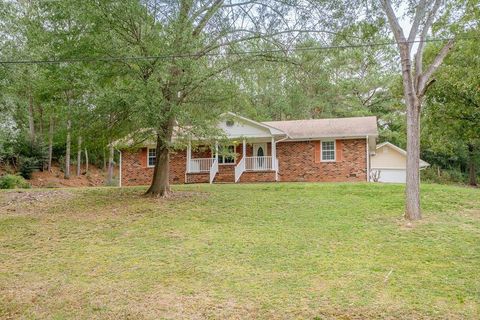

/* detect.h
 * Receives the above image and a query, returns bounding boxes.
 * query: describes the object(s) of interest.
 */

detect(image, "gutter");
[275,136,289,144]
[273,136,289,181]
[281,134,379,142]
[366,135,370,182]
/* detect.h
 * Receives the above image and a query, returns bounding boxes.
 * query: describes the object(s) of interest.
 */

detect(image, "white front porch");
[185,138,279,183]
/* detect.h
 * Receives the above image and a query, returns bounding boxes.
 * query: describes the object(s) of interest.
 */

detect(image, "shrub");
[58,155,65,173]
[105,177,119,187]
[19,157,39,179]
[0,174,31,189]
[421,166,467,185]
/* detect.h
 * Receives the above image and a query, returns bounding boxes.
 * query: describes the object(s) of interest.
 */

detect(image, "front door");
[253,143,267,169]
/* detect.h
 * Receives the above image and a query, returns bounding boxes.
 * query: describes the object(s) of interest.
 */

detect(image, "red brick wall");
[121,148,187,186]
[239,171,276,183]
[186,173,209,184]
[276,139,367,182]
[121,139,366,185]
[214,164,235,183]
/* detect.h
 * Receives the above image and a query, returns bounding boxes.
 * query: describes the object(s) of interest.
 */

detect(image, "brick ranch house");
[117,113,379,186]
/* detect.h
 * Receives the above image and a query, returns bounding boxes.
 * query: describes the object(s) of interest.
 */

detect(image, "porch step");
[185,172,209,184]
[214,165,235,183]
[214,173,235,183]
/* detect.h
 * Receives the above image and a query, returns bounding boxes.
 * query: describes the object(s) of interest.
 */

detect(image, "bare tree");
[47,116,53,172]
[64,119,71,179]
[380,0,455,220]
[76,136,82,176]
[84,147,89,174]
[27,85,35,145]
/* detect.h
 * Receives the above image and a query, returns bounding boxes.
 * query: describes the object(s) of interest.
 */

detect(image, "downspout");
[185,140,191,184]
[273,135,289,181]
[366,136,370,182]
[115,148,122,187]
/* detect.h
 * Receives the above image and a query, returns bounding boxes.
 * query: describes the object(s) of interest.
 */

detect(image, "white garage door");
[372,169,406,183]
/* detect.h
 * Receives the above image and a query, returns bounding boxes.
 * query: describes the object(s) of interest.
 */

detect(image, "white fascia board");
[222,112,287,136]
[282,135,377,141]
[377,141,430,167]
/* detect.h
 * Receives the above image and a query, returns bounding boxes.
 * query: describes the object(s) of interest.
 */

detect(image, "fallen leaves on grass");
[0,190,74,215]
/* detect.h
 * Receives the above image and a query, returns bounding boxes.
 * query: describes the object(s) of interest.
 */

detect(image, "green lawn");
[0,183,479,319]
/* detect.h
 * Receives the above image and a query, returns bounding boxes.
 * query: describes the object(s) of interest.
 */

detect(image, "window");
[148,148,156,167]
[321,140,335,161]
[217,145,235,164]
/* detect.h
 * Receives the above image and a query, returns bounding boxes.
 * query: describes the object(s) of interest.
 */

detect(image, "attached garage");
[370,142,429,183]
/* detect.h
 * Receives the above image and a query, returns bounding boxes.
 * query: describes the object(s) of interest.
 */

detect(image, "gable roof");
[376,142,430,168]
[263,116,378,140]
[222,112,286,136]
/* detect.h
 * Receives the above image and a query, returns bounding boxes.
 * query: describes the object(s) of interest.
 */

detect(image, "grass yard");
[0,183,479,319]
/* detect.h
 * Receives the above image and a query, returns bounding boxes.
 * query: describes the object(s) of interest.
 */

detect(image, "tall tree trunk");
[145,134,171,197]
[381,0,454,221]
[145,115,176,197]
[48,116,53,172]
[399,44,422,220]
[405,101,422,219]
[28,89,35,145]
[77,136,82,176]
[467,144,477,187]
[84,147,89,174]
[107,144,114,184]
[38,103,44,137]
[64,119,71,179]
[103,147,107,171]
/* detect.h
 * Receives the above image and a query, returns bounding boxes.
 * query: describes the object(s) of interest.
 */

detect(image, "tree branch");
[196,29,348,58]
[414,0,442,81]
[407,0,428,45]
[192,0,223,37]
[380,0,407,44]
[417,39,455,97]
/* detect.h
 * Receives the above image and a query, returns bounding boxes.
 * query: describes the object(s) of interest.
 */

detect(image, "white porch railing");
[234,156,246,182]
[189,158,214,173]
[245,156,273,171]
[187,157,218,183]
[209,158,218,183]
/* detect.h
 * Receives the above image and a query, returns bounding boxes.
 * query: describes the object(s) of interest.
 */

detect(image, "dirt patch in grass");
[123,286,259,320]
[142,190,209,201]
[29,164,111,188]
[0,190,74,215]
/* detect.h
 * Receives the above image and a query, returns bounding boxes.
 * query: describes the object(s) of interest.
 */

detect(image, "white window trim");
[217,144,236,165]
[321,140,336,162]
[147,147,156,168]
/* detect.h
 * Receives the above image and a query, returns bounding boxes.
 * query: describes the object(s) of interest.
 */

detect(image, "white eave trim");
[376,142,430,167]
[222,112,288,137]
[281,134,378,141]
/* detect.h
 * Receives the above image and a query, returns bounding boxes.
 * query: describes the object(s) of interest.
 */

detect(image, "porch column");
[215,141,219,160]
[186,140,191,173]
[242,138,246,160]
[271,136,276,170]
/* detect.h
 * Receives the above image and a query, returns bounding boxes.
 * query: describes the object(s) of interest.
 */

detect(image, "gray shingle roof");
[263,116,378,139]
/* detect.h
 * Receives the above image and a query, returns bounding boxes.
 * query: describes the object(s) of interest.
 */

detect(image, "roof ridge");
[262,115,377,123]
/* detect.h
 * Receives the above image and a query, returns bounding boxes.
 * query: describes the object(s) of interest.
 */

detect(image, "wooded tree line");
[0,1,478,215]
